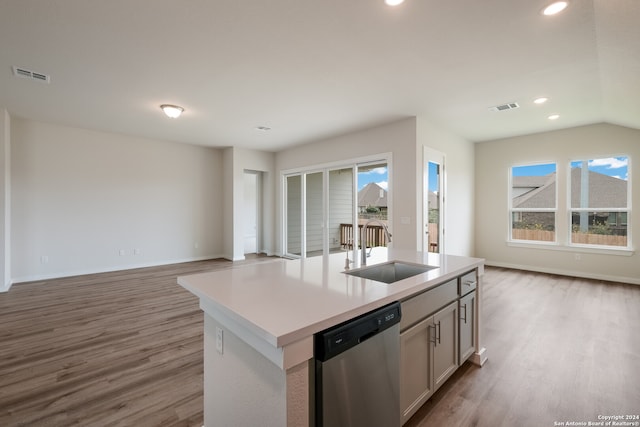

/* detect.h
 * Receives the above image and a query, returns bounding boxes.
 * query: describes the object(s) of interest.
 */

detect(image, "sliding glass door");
[305,172,323,256]
[286,175,302,256]
[284,158,390,259]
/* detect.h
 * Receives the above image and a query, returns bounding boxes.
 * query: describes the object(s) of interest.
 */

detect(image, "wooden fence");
[511,229,627,246]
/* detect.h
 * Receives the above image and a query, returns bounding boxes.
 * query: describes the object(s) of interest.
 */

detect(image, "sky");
[356,157,629,193]
[357,164,440,192]
[513,156,629,181]
[358,167,388,191]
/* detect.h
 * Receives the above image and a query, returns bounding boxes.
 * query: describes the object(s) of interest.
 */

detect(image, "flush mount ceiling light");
[385,0,405,6]
[548,114,560,120]
[534,97,549,104]
[255,126,272,132]
[160,104,184,118]
[543,1,568,16]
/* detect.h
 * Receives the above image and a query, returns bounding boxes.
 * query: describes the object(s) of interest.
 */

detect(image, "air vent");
[489,102,519,112]
[12,66,51,83]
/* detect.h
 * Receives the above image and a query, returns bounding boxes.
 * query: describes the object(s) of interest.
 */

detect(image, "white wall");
[11,119,223,282]
[276,118,417,253]
[0,108,10,291]
[275,117,477,257]
[475,123,640,284]
[417,117,476,256]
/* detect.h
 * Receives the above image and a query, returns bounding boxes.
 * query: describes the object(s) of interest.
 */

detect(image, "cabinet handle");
[463,280,477,287]
[436,321,441,345]
[429,324,437,346]
[460,304,467,324]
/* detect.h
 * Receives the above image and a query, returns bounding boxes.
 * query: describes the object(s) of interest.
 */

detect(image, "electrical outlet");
[574,253,581,261]
[119,249,126,256]
[194,242,199,249]
[215,327,223,354]
[134,248,141,255]
[40,255,49,264]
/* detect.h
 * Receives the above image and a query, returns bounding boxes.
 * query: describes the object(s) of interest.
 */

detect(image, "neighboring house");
[513,168,627,233]
[358,182,388,217]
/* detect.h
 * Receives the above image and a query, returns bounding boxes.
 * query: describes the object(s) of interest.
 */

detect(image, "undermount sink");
[343,261,436,284]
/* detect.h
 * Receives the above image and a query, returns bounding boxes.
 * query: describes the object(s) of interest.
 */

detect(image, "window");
[510,163,557,242]
[569,157,629,248]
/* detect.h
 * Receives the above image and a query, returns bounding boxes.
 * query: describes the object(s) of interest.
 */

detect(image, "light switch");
[216,327,223,354]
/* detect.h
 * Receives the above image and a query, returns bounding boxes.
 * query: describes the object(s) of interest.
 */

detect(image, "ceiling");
[1,0,638,151]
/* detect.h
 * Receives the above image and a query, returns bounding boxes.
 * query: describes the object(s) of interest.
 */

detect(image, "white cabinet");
[400,301,458,424]
[458,290,476,364]
[400,315,433,423]
[433,302,459,389]
[400,268,480,425]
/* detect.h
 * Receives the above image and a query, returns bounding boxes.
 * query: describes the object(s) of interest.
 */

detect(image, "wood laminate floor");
[1,261,639,426]
[0,256,275,427]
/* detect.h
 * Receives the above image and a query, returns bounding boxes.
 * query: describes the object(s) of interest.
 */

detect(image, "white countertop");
[178,249,484,354]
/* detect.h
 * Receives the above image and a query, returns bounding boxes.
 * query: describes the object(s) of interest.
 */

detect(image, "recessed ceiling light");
[548,114,560,120]
[160,104,184,118]
[385,0,405,6]
[543,1,568,16]
[534,97,549,104]
[255,126,272,132]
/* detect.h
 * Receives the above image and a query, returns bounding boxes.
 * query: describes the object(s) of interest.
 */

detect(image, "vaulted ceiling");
[1,0,638,151]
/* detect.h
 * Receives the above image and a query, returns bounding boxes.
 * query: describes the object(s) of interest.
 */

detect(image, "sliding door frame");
[281,153,392,259]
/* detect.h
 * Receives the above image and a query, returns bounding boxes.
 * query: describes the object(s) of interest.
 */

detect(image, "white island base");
[179,250,487,427]
[203,314,311,427]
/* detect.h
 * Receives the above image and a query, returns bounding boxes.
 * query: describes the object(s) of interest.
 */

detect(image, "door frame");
[243,170,261,255]
[422,147,445,254]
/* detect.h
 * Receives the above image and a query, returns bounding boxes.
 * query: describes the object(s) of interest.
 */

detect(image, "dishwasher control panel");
[314,301,401,362]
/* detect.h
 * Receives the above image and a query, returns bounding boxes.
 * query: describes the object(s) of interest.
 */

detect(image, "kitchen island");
[178,249,486,427]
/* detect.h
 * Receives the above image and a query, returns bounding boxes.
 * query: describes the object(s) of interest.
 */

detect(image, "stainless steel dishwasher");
[314,301,401,427]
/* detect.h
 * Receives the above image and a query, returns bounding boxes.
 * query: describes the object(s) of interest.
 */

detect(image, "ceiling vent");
[489,102,519,112]
[12,66,51,83]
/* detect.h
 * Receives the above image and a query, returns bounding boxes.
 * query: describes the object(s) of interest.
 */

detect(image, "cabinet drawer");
[400,279,457,331]
[459,270,477,296]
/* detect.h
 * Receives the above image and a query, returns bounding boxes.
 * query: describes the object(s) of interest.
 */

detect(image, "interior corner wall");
[0,108,10,292]
[275,118,418,254]
[475,123,640,284]
[11,119,223,283]
[416,116,475,257]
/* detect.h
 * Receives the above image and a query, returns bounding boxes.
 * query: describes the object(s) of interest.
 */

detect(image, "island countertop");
[178,249,484,361]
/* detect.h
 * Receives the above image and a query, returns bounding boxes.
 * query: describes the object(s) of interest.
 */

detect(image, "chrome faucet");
[361,219,392,266]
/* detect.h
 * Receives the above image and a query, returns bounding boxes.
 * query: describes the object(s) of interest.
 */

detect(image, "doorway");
[423,148,444,253]
[243,171,260,255]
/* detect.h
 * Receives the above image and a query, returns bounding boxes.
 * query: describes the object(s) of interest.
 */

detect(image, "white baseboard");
[0,281,11,293]
[485,260,640,285]
[11,254,226,285]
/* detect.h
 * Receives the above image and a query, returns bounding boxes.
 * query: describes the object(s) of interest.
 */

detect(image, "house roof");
[569,168,627,209]
[358,183,387,208]
[1,1,639,150]
[513,169,627,209]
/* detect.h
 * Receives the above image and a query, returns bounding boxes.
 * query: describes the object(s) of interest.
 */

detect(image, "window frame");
[567,156,632,250]
[508,162,558,244]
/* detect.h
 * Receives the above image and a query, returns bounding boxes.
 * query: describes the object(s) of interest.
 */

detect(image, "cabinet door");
[400,316,434,424]
[459,290,476,364]
[433,301,459,390]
